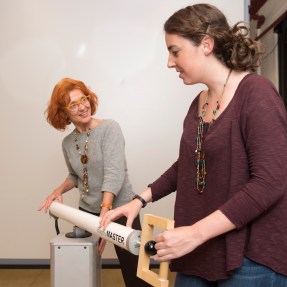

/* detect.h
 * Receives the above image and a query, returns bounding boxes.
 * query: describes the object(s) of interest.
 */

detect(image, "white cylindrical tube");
[49,201,141,255]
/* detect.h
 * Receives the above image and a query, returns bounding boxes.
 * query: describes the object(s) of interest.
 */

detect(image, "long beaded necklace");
[195,69,232,193]
[74,128,91,199]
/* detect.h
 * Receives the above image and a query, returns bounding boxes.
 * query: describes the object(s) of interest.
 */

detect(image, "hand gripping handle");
[137,214,174,287]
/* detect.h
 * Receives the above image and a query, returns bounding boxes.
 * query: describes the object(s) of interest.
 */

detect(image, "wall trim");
[249,0,267,28]
[0,258,160,269]
[256,11,287,40]
[249,0,267,16]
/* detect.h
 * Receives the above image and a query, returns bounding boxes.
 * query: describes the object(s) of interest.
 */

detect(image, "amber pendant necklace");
[195,69,232,193]
[74,128,91,198]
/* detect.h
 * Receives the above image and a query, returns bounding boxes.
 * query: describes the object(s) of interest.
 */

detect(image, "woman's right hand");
[101,188,152,229]
[38,191,63,213]
[38,179,75,213]
[100,199,143,229]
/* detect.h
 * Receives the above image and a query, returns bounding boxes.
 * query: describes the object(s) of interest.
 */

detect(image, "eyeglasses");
[65,95,90,112]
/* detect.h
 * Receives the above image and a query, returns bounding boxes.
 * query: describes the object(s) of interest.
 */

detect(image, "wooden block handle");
[137,214,174,287]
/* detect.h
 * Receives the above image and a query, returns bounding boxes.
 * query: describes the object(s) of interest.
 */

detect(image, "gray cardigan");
[62,119,135,213]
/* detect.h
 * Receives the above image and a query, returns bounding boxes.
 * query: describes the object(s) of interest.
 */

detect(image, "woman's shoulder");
[236,73,285,114]
[62,129,74,141]
[96,119,123,137]
[100,119,121,130]
[239,73,276,92]
[236,73,279,102]
[61,130,75,147]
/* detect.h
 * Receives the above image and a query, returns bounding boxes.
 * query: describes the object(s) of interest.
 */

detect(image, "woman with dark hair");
[101,4,287,286]
[39,78,151,287]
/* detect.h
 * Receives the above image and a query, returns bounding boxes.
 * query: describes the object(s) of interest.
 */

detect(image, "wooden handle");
[137,214,174,287]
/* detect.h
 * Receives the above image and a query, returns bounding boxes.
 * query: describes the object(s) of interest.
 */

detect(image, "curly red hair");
[45,78,98,131]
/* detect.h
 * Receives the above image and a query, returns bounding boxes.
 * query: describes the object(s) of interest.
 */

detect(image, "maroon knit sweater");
[150,73,287,281]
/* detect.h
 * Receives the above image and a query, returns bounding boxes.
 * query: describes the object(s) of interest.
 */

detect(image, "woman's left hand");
[153,226,202,262]
[97,238,107,256]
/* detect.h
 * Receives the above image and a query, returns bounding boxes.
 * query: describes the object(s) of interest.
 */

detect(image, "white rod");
[49,201,141,255]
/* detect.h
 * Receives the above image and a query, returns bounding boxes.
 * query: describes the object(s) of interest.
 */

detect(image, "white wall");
[0,0,244,261]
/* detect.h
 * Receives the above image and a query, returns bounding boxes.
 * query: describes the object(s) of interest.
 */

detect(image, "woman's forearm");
[154,210,237,261]
[191,209,236,245]
[53,178,77,196]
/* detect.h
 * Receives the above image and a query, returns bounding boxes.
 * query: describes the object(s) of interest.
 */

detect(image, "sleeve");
[149,160,178,202]
[101,120,126,196]
[62,140,78,185]
[220,76,287,228]
[149,97,199,202]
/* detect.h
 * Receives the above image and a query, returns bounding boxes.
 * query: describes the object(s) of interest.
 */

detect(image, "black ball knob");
[144,240,157,256]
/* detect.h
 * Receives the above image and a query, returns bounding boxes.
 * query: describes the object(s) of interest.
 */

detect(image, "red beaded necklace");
[195,69,232,193]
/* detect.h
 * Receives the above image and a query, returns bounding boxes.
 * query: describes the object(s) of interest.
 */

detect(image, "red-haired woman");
[39,78,151,287]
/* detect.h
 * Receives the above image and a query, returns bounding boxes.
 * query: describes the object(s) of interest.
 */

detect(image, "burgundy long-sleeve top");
[150,73,287,281]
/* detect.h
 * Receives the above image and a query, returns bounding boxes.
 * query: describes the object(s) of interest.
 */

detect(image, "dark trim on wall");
[249,0,267,28]
[275,15,287,106]
[249,0,267,14]
[0,258,160,269]
[256,11,287,40]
